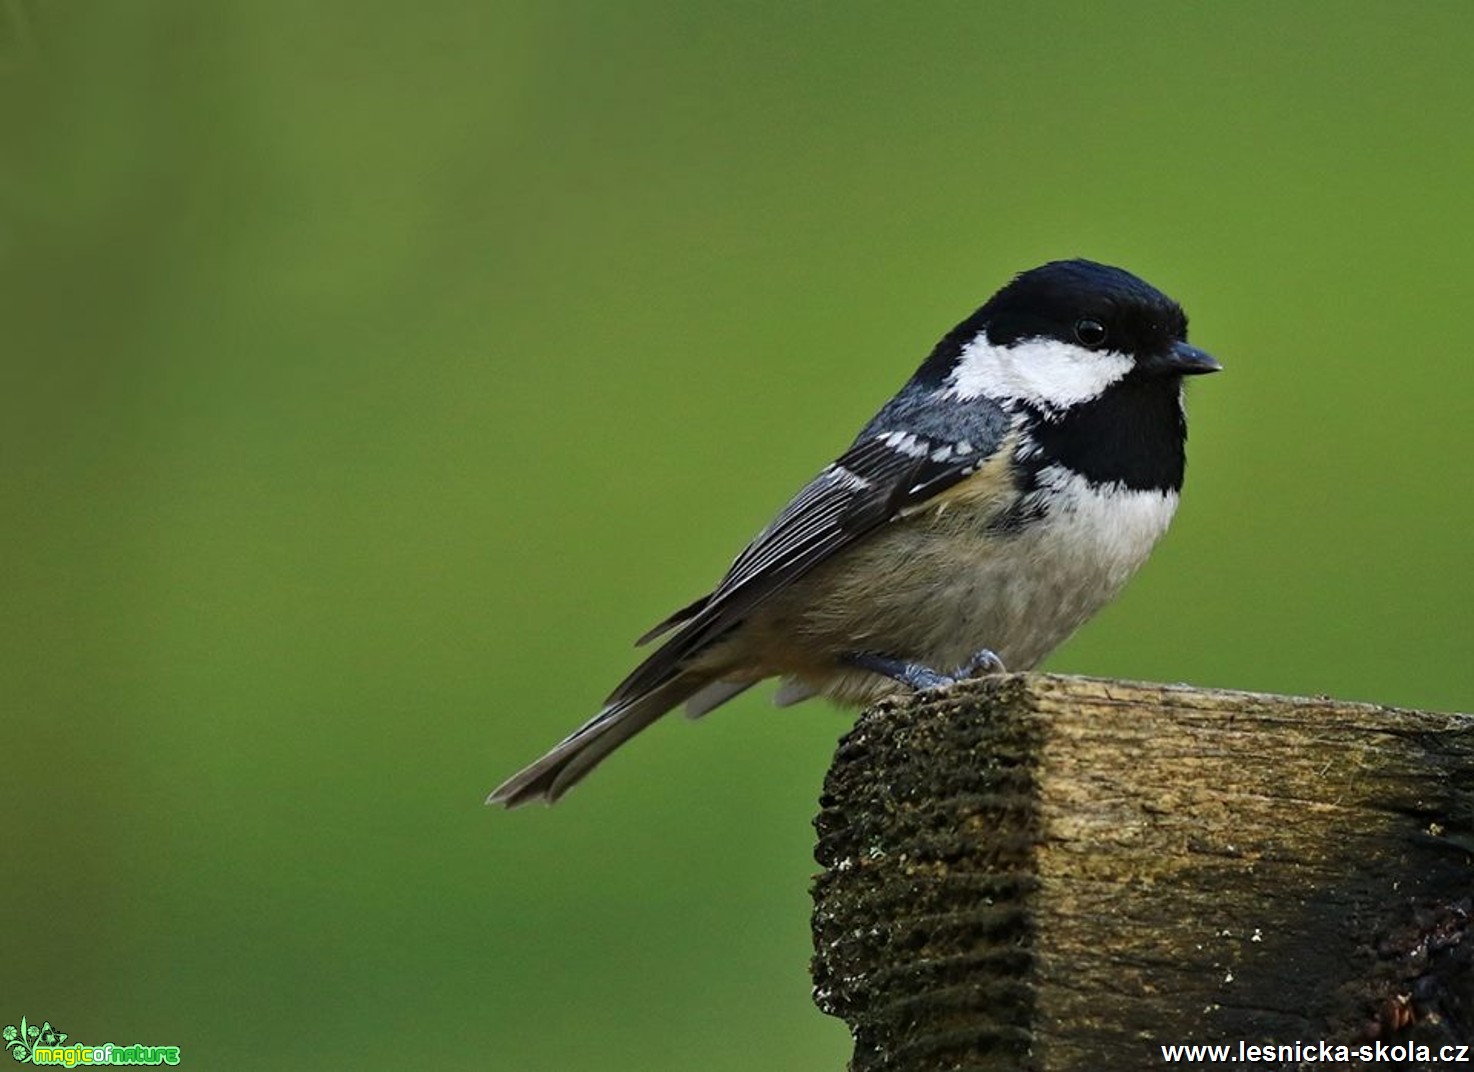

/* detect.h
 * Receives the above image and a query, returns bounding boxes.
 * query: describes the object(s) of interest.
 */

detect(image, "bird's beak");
[1157,340,1222,376]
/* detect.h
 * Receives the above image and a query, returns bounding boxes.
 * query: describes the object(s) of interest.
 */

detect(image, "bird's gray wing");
[609,392,1015,704]
[487,392,1015,806]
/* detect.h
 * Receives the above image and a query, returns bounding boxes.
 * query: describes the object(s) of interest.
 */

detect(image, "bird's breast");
[751,463,1179,690]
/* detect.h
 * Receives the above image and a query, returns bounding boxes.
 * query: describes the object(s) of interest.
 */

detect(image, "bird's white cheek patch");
[947,336,1134,411]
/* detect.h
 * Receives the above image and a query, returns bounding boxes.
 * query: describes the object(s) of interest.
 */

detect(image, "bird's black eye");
[1074,318,1108,348]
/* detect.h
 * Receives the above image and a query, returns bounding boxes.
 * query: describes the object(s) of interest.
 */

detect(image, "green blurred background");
[3,2,1472,1068]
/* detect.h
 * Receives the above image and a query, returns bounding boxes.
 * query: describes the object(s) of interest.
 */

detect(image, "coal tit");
[491,259,1220,807]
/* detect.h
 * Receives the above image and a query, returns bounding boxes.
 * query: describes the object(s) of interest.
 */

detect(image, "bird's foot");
[842,648,1006,692]
[956,648,1006,677]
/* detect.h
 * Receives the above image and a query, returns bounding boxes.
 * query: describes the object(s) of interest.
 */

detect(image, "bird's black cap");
[917,259,1208,386]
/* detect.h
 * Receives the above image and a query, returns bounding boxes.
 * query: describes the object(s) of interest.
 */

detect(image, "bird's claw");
[956,648,1006,678]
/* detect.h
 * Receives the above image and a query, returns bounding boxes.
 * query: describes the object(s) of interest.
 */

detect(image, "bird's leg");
[842,648,1006,691]
[841,652,952,690]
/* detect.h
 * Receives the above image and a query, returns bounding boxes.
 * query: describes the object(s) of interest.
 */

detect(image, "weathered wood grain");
[811,675,1474,1071]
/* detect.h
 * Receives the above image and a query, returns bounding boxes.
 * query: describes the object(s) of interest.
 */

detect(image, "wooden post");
[811,675,1474,1071]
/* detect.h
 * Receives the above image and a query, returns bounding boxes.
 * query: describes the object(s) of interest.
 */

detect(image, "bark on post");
[811,674,1474,1071]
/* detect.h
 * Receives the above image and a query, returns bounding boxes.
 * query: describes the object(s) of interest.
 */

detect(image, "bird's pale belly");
[730,472,1180,706]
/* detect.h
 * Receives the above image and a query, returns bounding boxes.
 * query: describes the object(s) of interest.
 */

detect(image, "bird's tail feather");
[488,675,710,807]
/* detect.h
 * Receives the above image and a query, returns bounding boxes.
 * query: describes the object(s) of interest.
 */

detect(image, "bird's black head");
[986,259,1188,356]
[916,259,1219,394]
[913,259,1220,493]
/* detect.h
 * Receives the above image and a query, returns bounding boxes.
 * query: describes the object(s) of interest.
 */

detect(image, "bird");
[490,259,1220,807]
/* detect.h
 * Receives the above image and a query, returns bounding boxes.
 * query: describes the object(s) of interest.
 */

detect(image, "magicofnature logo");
[3,1017,180,1066]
